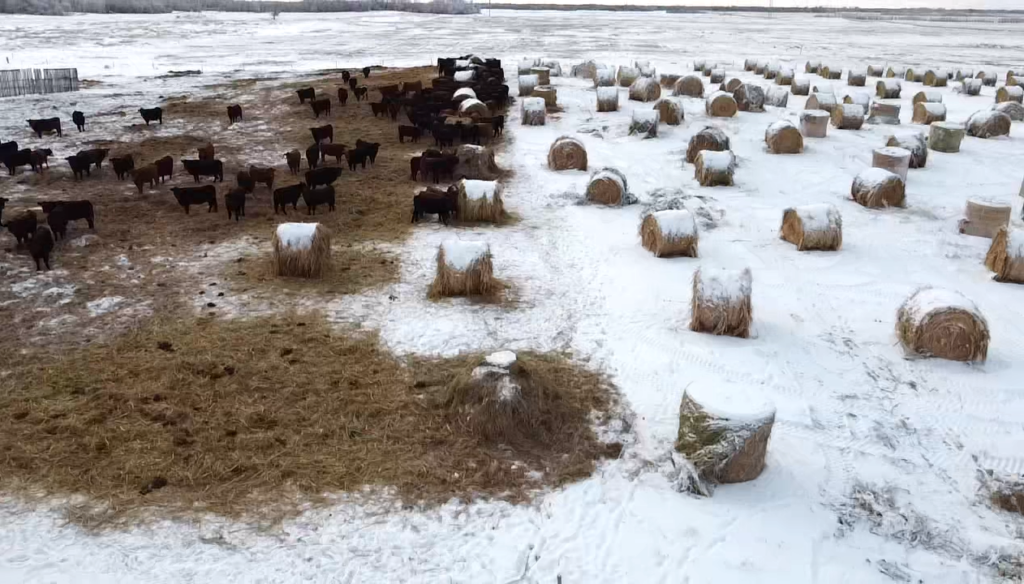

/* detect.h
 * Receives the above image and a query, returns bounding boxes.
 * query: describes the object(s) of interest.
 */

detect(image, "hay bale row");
[967,110,1012,138]
[867,65,885,77]
[530,66,551,86]
[831,103,865,130]
[458,179,504,222]
[547,136,587,171]
[980,71,998,86]
[886,66,906,78]
[640,209,699,258]
[429,240,495,298]
[776,67,794,86]
[765,120,803,154]
[791,77,810,96]
[694,150,735,187]
[844,92,871,110]
[806,60,821,74]
[533,85,557,107]
[886,133,927,168]
[872,146,911,182]
[851,167,905,208]
[273,223,331,278]
[706,91,738,117]
[780,204,842,251]
[924,69,949,87]
[629,110,660,138]
[763,63,779,80]
[866,102,902,125]
[673,75,705,98]
[660,73,682,88]
[520,97,546,126]
[654,97,684,125]
[847,68,867,87]
[986,227,1024,283]
[458,98,490,118]
[586,167,629,206]
[734,84,765,113]
[690,267,752,338]
[453,144,502,181]
[896,288,988,362]
[954,69,974,81]
[799,109,830,138]
[596,86,619,112]
[905,68,924,82]
[686,126,730,163]
[822,64,842,80]
[710,69,726,84]
[959,198,1011,239]
[629,76,662,102]
[572,60,604,79]
[959,78,982,96]
[594,68,616,88]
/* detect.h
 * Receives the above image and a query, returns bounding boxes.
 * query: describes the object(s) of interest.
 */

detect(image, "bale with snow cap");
[912,102,946,125]
[693,59,706,72]
[847,69,867,87]
[689,267,753,338]
[660,73,682,88]
[876,79,901,99]
[629,76,662,102]
[765,120,803,154]
[1008,70,1024,85]
[986,227,1024,283]
[791,77,810,96]
[867,102,902,125]
[686,126,730,163]
[547,136,588,171]
[674,75,705,98]
[518,74,538,97]
[776,67,794,86]
[457,179,504,222]
[453,70,475,83]
[596,86,619,112]
[653,98,684,125]
[996,85,1024,104]
[980,71,997,86]
[452,87,477,103]
[955,69,975,81]
[799,110,830,138]
[594,68,616,88]
[896,288,989,362]
[520,97,546,126]
[929,122,966,152]
[867,65,885,77]
[518,59,536,75]
[806,60,821,74]
[765,86,789,108]
[886,66,906,78]
[830,103,865,130]
[540,60,562,76]
[453,144,503,181]
[706,91,738,117]
[533,85,557,107]
[629,110,660,138]
[694,150,735,187]
[718,77,740,93]
[710,69,726,84]
[635,60,656,78]
[886,133,928,168]
[429,240,496,298]
[780,204,842,251]
[843,92,871,110]
[744,58,758,72]
[458,98,490,118]
[530,67,551,86]
[586,167,629,206]
[821,64,842,80]
[272,222,331,279]
[966,110,1012,138]
[960,199,1011,239]
[640,209,699,258]
[812,82,833,94]
[617,66,640,87]
[904,68,924,82]
[913,90,943,105]
[733,84,765,113]
[763,63,779,80]
[994,101,1024,121]
[572,60,604,80]
[872,146,912,182]
[851,168,905,208]
[924,69,949,87]
[805,92,838,114]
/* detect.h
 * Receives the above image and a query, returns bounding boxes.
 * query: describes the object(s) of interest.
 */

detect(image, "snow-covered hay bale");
[733,84,765,113]
[867,65,885,77]
[924,69,949,87]
[272,223,331,278]
[843,92,871,110]
[872,146,911,182]
[653,97,684,125]
[776,67,794,86]
[594,68,616,88]
[547,136,588,171]
[689,267,753,338]
[812,82,833,94]
[457,179,504,223]
[518,74,538,97]
[706,91,738,117]
[744,58,758,72]
[585,167,629,206]
[821,64,842,80]
[453,144,503,181]
[765,86,789,108]
[886,133,928,168]
[799,109,830,138]
[912,90,943,105]
[867,102,902,125]
[530,67,551,86]
[851,168,906,208]
[596,86,619,112]
[765,120,803,154]
[912,102,946,124]
[805,60,821,74]
[904,68,924,82]
[830,103,865,130]
[518,59,536,75]
[980,71,998,86]
[806,92,838,114]
[960,199,1011,239]
[629,76,662,102]
[996,85,1024,104]
[452,87,477,103]
[694,150,735,187]
[1007,70,1024,85]
[791,77,810,96]
[985,227,1024,283]
[453,70,475,83]
[966,110,1012,138]
[458,98,490,118]
[660,73,682,88]
[539,59,562,76]
[896,288,989,362]
[640,209,699,258]
[929,122,966,152]
[572,60,603,79]
[780,204,842,251]
[876,78,902,99]
[520,97,546,126]
[954,68,974,81]
[429,240,496,298]
[847,69,867,87]
[763,63,779,80]
[693,59,706,72]
[686,126,730,163]
[629,110,660,138]
[886,66,906,78]
[533,85,557,107]
[995,101,1024,121]
[617,65,640,87]
[710,68,726,84]
[673,75,705,98]
[635,60,656,77]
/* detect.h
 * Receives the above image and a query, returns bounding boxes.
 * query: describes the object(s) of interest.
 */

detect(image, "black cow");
[155,155,174,183]
[420,154,458,184]
[410,156,421,181]
[111,155,135,180]
[362,66,371,79]
[433,125,457,148]
[355,140,380,164]
[72,111,86,132]
[320,143,348,164]
[311,98,331,118]
[310,124,333,144]
[348,78,358,91]
[412,186,458,225]
[347,148,370,171]
[273,183,305,215]
[30,148,52,172]
[29,226,54,271]
[76,148,109,169]
[46,206,68,240]
[27,118,61,138]
[305,143,320,170]
[354,87,368,102]
[302,185,335,215]
[182,159,224,182]
[4,211,37,245]
[337,87,349,105]
[65,155,92,180]
[305,166,343,189]
[3,149,31,175]
[237,170,255,194]
[170,186,218,214]
[40,200,95,229]
[225,188,246,221]
[139,107,163,125]
[342,71,351,83]
[286,149,302,174]
[297,87,315,104]
[227,104,243,124]
[0,141,17,160]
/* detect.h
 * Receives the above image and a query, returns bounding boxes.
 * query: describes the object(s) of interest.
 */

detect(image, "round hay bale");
[693,59,706,72]
[812,82,833,94]
[985,227,1024,283]
[533,85,557,107]
[458,98,490,118]
[996,85,1024,104]
[780,204,842,251]
[960,198,1011,239]
[821,64,842,80]
[520,97,546,126]
[765,86,789,108]
[272,223,331,278]
[572,60,603,80]
[830,103,865,130]
[640,209,698,258]
[843,92,871,110]
[675,382,775,495]
[586,167,629,206]
[518,74,538,97]
[981,71,998,86]
[904,68,923,82]
[429,240,495,298]
[596,86,619,112]
[994,101,1024,121]
[673,75,705,98]
[744,58,758,72]
[799,110,830,138]
[453,70,475,83]
[959,78,982,96]
[848,69,867,87]
[763,63,779,80]
[912,102,946,125]
[966,110,1012,138]
[886,133,927,168]
[872,146,911,182]
[710,69,726,84]
[689,267,753,338]
[876,79,902,99]
[653,97,684,125]
[706,91,738,118]
[660,73,682,88]
[929,122,966,152]
[634,60,656,78]
[694,150,735,187]
[686,126,730,163]
[955,69,974,81]
[628,76,662,102]
[629,110,660,138]
[702,65,714,78]
[867,65,885,77]
[924,69,949,87]
[518,59,536,75]
[1007,70,1024,85]
[453,144,503,181]
[456,179,505,222]
[733,84,765,113]
[867,101,902,125]
[912,90,943,105]
[765,120,803,154]
[886,66,906,78]
[806,91,838,114]
[851,167,906,208]
[530,67,551,86]
[791,77,810,96]
[594,68,616,88]
[617,65,640,87]
[806,60,821,74]
[896,288,989,362]
[776,67,794,86]
[539,59,562,76]
[452,87,477,103]
[547,136,588,171]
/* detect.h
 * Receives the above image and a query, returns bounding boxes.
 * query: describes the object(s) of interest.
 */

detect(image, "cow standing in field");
[111,155,135,180]
[170,186,218,214]
[29,226,54,271]
[27,118,61,138]
[320,143,347,165]
[297,87,315,104]
[65,155,92,180]
[227,104,243,124]
[77,148,109,169]
[198,143,215,161]
[311,98,331,119]
[182,159,224,182]
[72,111,86,132]
[305,166,343,189]
[248,165,275,192]
[273,184,305,214]
[337,88,349,105]
[285,150,301,174]
[305,144,320,170]
[302,185,335,215]
[362,66,371,79]
[412,185,458,225]
[4,149,31,175]
[40,200,95,231]
[139,107,163,125]
[155,155,174,183]
[30,148,52,172]
[131,165,159,193]
[310,124,333,144]
[225,188,247,221]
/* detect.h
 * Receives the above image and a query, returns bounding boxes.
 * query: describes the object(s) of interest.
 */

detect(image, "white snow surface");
[651,209,698,238]
[484,350,517,368]
[440,239,490,271]
[1007,229,1024,258]
[698,150,735,171]
[793,204,841,232]
[460,179,498,201]
[521,96,545,112]
[874,146,911,159]
[275,222,318,250]
[686,381,776,424]
[85,296,125,317]
[901,287,985,326]
[695,267,752,303]
[855,167,901,188]
[453,87,477,100]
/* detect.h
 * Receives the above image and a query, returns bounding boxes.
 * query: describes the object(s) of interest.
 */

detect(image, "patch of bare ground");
[0,314,624,530]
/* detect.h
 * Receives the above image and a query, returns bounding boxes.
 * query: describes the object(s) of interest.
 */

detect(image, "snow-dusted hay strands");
[689,267,753,338]
[799,110,830,138]
[530,66,551,86]
[628,76,661,102]
[851,168,906,208]
[929,122,966,152]
[980,71,997,86]
[995,101,1024,121]
[533,85,557,107]
[896,288,989,362]
[867,65,885,77]
[429,240,496,298]
[520,97,546,126]
[960,199,1011,239]
[718,77,741,93]
[733,84,765,113]
[518,74,538,97]
[867,102,901,125]
[694,150,735,187]
[765,120,803,154]
[776,67,794,86]
[640,209,699,258]
[547,136,588,171]
[585,167,629,206]
[673,75,705,98]
[985,227,1024,283]
[912,90,943,104]
[653,97,684,125]
[955,68,975,81]
[966,110,1012,139]
[1007,70,1024,85]
[912,102,947,124]
[996,85,1024,104]
[595,86,619,112]
[686,126,730,163]
[706,91,738,117]
[924,69,949,87]
[886,65,906,78]
[594,67,616,88]
[272,223,331,278]
[780,204,842,251]
[791,77,810,96]
[805,92,838,114]
[457,179,505,223]
[847,68,867,87]
[872,146,912,182]
[830,103,865,130]
[617,65,640,87]
[886,133,928,168]
[765,86,789,108]
[763,63,779,80]
[629,110,660,138]
[876,79,901,99]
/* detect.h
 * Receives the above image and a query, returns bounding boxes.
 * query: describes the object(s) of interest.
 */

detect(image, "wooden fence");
[0,68,79,98]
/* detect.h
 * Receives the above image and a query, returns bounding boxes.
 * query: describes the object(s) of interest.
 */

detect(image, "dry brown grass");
[0,314,624,528]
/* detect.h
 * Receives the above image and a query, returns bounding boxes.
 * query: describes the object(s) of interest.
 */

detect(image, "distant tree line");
[0,0,479,15]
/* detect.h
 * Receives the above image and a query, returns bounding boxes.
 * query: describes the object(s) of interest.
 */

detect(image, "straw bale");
[799,110,830,138]
[996,85,1024,104]
[776,67,794,86]
[686,126,730,163]
[453,144,503,181]
[929,122,966,152]
[886,133,927,168]
[594,68,616,88]
[763,63,779,80]
[994,101,1024,121]
[640,210,699,258]
[912,102,946,124]
[689,267,753,338]
[1007,70,1024,85]
[886,66,906,78]
[617,66,640,87]
[520,97,546,126]
[980,71,997,86]
[653,97,684,125]
[912,90,943,104]
[429,240,496,298]
[530,67,551,86]
[847,69,867,87]
[806,60,821,74]
[821,64,842,80]
[693,59,706,72]
[843,92,871,110]
[765,120,803,154]
[572,60,603,79]
[458,98,490,118]
[959,199,1011,239]
[660,73,682,88]
[629,110,660,138]
[596,86,619,112]
[851,167,905,208]
[876,79,901,99]
[539,59,562,76]
[765,86,789,108]
[904,68,924,82]
[867,102,901,125]
[673,75,705,98]
[547,136,588,171]
[791,77,810,96]
[805,92,837,114]
[518,74,537,97]
[586,167,629,206]
[896,288,989,362]
[457,179,505,222]
[924,69,948,87]
[985,227,1024,283]
[780,204,842,251]
[533,85,557,107]
[694,150,735,187]
[744,58,758,72]
[706,91,738,117]
[966,110,1011,138]
[955,69,974,81]
[710,69,726,84]
[830,103,865,130]
[629,76,662,102]
[733,84,765,113]
[272,223,331,278]
[867,65,885,77]
[872,146,911,182]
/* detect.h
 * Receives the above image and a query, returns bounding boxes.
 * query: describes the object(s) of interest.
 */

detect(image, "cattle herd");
[0,56,511,272]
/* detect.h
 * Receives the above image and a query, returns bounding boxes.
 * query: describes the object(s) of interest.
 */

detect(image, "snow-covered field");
[3,9,1024,583]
